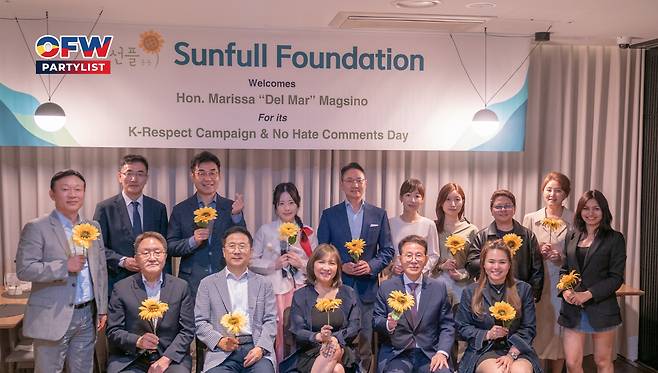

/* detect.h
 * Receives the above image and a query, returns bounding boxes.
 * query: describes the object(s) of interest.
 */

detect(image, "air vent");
[330,12,494,32]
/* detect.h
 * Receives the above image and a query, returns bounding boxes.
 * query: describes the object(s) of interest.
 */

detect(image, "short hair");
[398,234,428,255]
[306,244,343,287]
[574,190,613,234]
[490,189,516,209]
[222,226,253,248]
[121,154,149,172]
[134,231,167,253]
[50,169,86,191]
[190,151,221,172]
[541,171,571,197]
[399,178,425,199]
[340,162,365,179]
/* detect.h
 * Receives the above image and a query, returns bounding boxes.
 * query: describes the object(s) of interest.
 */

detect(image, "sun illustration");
[139,30,165,54]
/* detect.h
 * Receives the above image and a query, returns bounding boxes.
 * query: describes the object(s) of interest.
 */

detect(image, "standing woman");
[432,182,478,306]
[388,178,440,276]
[456,239,542,373]
[559,190,626,373]
[522,172,572,372]
[251,182,318,363]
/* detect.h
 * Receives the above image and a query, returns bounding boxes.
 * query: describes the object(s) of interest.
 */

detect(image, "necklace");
[490,283,505,295]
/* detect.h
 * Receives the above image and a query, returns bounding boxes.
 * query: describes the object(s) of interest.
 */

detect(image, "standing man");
[195,226,276,372]
[317,162,395,372]
[94,154,169,294]
[167,151,246,296]
[16,169,108,373]
[373,235,454,373]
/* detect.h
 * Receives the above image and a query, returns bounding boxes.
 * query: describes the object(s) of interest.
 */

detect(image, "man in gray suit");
[195,226,276,373]
[15,169,108,373]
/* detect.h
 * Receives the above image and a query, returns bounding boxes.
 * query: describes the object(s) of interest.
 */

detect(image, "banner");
[0,21,531,150]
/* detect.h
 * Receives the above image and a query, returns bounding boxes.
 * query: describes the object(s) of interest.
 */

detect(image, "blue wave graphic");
[0,84,53,146]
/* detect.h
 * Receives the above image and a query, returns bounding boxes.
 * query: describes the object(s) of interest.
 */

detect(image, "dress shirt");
[142,272,164,328]
[225,269,252,335]
[55,210,94,305]
[344,199,365,240]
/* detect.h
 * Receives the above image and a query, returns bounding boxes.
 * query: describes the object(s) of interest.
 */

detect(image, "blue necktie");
[407,282,419,321]
[131,201,142,237]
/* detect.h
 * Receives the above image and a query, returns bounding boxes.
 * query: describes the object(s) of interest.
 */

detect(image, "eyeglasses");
[225,243,249,252]
[137,250,165,258]
[194,170,219,179]
[402,253,426,261]
[121,171,148,179]
[492,204,514,211]
[343,178,366,185]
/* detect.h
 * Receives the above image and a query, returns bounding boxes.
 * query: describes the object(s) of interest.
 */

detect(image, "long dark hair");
[273,182,309,240]
[471,239,521,318]
[435,182,466,234]
[573,190,613,236]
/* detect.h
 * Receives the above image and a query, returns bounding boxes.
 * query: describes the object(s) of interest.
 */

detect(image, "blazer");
[15,210,108,341]
[373,275,455,373]
[558,229,626,330]
[455,281,541,373]
[194,269,276,372]
[106,273,195,373]
[317,201,395,303]
[167,193,246,295]
[94,193,169,290]
[466,220,544,302]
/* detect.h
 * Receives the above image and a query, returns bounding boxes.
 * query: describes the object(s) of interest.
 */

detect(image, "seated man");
[106,232,195,373]
[374,235,455,373]
[195,226,276,373]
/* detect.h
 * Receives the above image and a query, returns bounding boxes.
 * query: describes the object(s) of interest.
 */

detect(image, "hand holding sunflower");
[387,290,415,320]
[345,239,366,262]
[193,207,218,228]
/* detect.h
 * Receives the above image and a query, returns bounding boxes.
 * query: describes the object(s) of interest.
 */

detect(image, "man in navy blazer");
[317,162,395,372]
[374,235,454,373]
[94,154,169,294]
[167,151,246,297]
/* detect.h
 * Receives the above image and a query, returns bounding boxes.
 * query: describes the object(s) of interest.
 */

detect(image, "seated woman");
[456,239,542,373]
[281,244,360,373]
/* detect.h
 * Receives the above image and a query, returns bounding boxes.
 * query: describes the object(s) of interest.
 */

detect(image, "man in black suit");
[94,154,169,294]
[106,232,195,373]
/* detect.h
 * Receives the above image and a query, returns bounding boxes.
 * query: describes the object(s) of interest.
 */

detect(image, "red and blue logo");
[34,34,113,74]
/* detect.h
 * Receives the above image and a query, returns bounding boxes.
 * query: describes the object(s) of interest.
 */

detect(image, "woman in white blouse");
[250,182,318,363]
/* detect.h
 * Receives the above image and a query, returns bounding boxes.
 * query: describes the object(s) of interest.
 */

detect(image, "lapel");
[481,283,495,318]
[358,203,371,241]
[49,211,71,257]
[247,271,258,314]
[211,194,229,243]
[130,274,153,331]
[566,231,583,273]
[113,194,134,238]
[336,202,352,244]
[583,231,603,272]
[158,274,172,306]
[141,196,154,232]
[413,276,430,329]
[396,276,414,328]
[213,270,232,313]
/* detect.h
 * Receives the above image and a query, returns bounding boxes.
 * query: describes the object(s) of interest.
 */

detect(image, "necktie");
[131,201,142,236]
[407,282,419,321]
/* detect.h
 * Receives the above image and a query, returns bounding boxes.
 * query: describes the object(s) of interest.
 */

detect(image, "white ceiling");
[2,0,657,45]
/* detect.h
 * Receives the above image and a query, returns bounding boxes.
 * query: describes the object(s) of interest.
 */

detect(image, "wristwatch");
[508,351,519,360]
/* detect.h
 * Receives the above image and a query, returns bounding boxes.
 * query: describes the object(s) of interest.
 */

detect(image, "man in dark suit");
[106,231,195,373]
[166,151,246,297]
[374,235,454,373]
[317,162,395,372]
[94,154,169,294]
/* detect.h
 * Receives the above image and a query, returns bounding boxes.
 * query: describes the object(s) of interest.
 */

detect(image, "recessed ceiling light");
[393,0,441,9]
[466,2,496,9]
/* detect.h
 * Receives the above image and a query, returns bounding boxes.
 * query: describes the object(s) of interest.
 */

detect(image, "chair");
[4,339,34,373]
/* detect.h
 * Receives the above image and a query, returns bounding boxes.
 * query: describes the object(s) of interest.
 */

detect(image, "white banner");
[0,21,531,150]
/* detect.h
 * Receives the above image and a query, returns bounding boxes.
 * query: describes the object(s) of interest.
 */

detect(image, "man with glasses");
[374,235,454,373]
[466,189,544,301]
[106,232,195,373]
[195,226,276,373]
[94,154,169,295]
[317,161,394,372]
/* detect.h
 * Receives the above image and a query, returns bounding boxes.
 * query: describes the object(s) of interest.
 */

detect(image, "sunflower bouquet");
[220,310,248,336]
[557,270,581,291]
[345,238,366,262]
[502,233,523,256]
[489,301,517,328]
[387,290,415,320]
[540,217,564,244]
[278,222,300,245]
[445,234,466,256]
[71,223,100,255]
[193,206,218,228]
[315,297,343,325]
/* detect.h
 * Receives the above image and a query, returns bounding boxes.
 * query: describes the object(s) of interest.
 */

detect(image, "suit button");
[72,283,76,287]
[69,303,74,307]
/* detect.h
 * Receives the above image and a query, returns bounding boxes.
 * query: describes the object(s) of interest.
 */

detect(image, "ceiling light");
[471,28,500,135]
[34,101,66,132]
[466,2,496,9]
[393,0,441,9]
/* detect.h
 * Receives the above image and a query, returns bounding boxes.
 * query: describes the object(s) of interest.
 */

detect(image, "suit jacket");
[373,275,455,373]
[167,193,246,295]
[466,220,545,302]
[317,201,395,303]
[455,281,541,373]
[194,269,276,372]
[106,273,194,372]
[94,193,169,291]
[558,229,626,330]
[15,210,108,341]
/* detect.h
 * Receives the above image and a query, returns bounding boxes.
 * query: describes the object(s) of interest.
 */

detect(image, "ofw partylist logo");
[35,34,113,74]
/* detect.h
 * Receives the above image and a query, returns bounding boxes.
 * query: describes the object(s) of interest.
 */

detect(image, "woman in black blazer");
[559,190,626,373]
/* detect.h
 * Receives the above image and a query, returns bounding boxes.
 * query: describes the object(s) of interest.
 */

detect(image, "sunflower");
[278,222,300,244]
[387,290,415,319]
[557,270,581,291]
[220,311,248,335]
[193,207,218,227]
[138,298,169,321]
[344,238,366,262]
[445,234,466,256]
[72,223,100,249]
[502,233,523,256]
[540,217,563,232]
[315,297,342,313]
[489,301,517,327]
